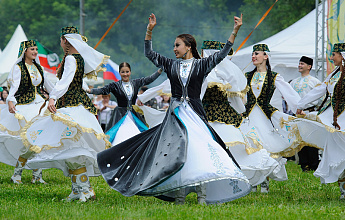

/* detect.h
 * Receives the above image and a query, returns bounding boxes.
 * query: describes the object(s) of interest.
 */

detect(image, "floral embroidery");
[208,143,225,175]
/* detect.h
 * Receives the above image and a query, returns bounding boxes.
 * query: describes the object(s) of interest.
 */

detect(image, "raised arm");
[137,69,162,87]
[228,14,243,44]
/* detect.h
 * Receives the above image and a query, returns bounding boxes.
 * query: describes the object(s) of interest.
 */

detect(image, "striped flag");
[103,59,121,81]
[36,41,60,74]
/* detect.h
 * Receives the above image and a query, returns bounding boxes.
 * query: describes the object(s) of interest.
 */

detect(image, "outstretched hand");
[147,13,157,31]
[233,13,243,31]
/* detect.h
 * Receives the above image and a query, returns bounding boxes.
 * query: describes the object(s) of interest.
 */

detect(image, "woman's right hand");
[147,13,157,31]
[8,101,16,114]
[48,98,57,113]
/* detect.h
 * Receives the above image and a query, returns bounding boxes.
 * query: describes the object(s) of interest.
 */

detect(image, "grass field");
[0,161,344,219]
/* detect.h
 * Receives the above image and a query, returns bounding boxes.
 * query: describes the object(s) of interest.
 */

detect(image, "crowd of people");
[1,12,345,205]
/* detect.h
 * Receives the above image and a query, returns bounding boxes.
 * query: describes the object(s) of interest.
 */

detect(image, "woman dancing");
[21,26,110,202]
[239,44,302,192]
[295,43,345,199]
[97,13,251,205]
[87,62,162,145]
[0,40,54,184]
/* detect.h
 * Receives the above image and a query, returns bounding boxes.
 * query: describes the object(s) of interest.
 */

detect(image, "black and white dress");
[97,40,251,204]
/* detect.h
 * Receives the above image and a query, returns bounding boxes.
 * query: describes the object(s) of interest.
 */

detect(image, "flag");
[103,59,121,81]
[36,41,60,74]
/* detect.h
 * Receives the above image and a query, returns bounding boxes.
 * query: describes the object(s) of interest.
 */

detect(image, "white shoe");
[11,175,23,184]
[175,188,186,205]
[196,184,206,205]
[260,180,269,193]
[79,188,96,202]
[31,169,47,184]
[252,186,257,192]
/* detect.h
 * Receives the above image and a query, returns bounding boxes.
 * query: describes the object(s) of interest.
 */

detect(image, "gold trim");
[69,167,87,175]
[20,111,111,153]
[132,105,144,115]
[84,55,110,80]
[207,82,249,99]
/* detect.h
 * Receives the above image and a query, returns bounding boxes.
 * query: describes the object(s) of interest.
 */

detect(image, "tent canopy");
[231,6,326,82]
[0,24,27,74]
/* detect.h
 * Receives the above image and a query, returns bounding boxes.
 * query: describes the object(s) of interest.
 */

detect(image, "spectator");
[95,94,117,131]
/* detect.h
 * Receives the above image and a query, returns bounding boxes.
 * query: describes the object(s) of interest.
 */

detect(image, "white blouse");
[7,62,54,105]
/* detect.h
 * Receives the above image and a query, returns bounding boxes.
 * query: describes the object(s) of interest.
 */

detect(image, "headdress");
[60,26,109,78]
[18,40,37,58]
[299,56,313,66]
[332,43,345,53]
[202,40,234,56]
[253,44,270,52]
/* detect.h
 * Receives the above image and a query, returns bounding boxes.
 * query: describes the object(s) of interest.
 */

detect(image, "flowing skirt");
[0,95,46,166]
[210,121,282,185]
[21,105,110,176]
[107,112,148,146]
[98,101,251,204]
[291,108,345,183]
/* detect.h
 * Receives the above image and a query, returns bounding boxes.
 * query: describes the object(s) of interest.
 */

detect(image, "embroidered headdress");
[18,40,37,58]
[253,44,270,52]
[201,40,234,56]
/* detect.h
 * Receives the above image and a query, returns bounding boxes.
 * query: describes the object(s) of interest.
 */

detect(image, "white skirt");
[210,121,284,184]
[142,102,251,203]
[112,113,141,146]
[0,95,46,166]
[22,105,110,176]
[240,105,300,156]
[292,108,345,183]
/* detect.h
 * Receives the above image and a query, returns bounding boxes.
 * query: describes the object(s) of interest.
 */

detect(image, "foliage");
[1,161,345,219]
[0,0,315,78]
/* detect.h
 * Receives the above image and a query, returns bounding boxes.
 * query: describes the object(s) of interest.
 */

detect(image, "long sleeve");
[297,75,331,110]
[138,79,171,103]
[275,74,301,113]
[136,70,161,87]
[43,74,55,93]
[49,55,77,100]
[144,40,174,75]
[7,65,21,105]
[202,41,234,77]
[89,82,116,95]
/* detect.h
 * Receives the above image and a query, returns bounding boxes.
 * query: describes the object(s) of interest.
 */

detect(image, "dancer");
[200,40,281,190]
[97,13,251,205]
[21,26,110,202]
[295,43,345,199]
[0,40,54,184]
[240,44,302,192]
[87,62,162,145]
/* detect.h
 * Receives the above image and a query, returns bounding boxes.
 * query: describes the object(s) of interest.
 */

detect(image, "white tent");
[0,25,28,74]
[231,6,327,82]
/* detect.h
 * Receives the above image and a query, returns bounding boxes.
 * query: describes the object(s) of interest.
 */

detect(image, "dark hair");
[57,36,71,79]
[176,34,201,59]
[119,62,131,72]
[333,56,345,129]
[1,88,8,101]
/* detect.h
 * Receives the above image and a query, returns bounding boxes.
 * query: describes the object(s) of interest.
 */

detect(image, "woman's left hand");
[48,98,57,113]
[233,13,243,31]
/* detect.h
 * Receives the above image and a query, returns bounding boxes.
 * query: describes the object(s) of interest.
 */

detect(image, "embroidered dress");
[239,71,302,180]
[0,61,54,166]
[21,54,110,177]
[97,40,251,204]
[291,68,345,183]
[199,47,281,185]
[89,70,161,146]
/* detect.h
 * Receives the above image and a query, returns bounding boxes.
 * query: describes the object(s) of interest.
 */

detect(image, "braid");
[177,34,201,59]
[33,59,49,98]
[57,39,70,79]
[266,57,272,107]
[191,44,201,59]
[333,64,345,129]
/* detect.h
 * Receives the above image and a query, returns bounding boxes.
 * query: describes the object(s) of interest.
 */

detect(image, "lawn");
[0,161,344,219]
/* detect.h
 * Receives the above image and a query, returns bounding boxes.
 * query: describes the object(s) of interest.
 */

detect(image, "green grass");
[0,161,344,220]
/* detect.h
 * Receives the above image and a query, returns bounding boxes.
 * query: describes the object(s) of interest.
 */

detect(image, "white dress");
[0,63,54,166]
[21,55,110,177]
[239,72,302,180]
[293,69,345,183]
